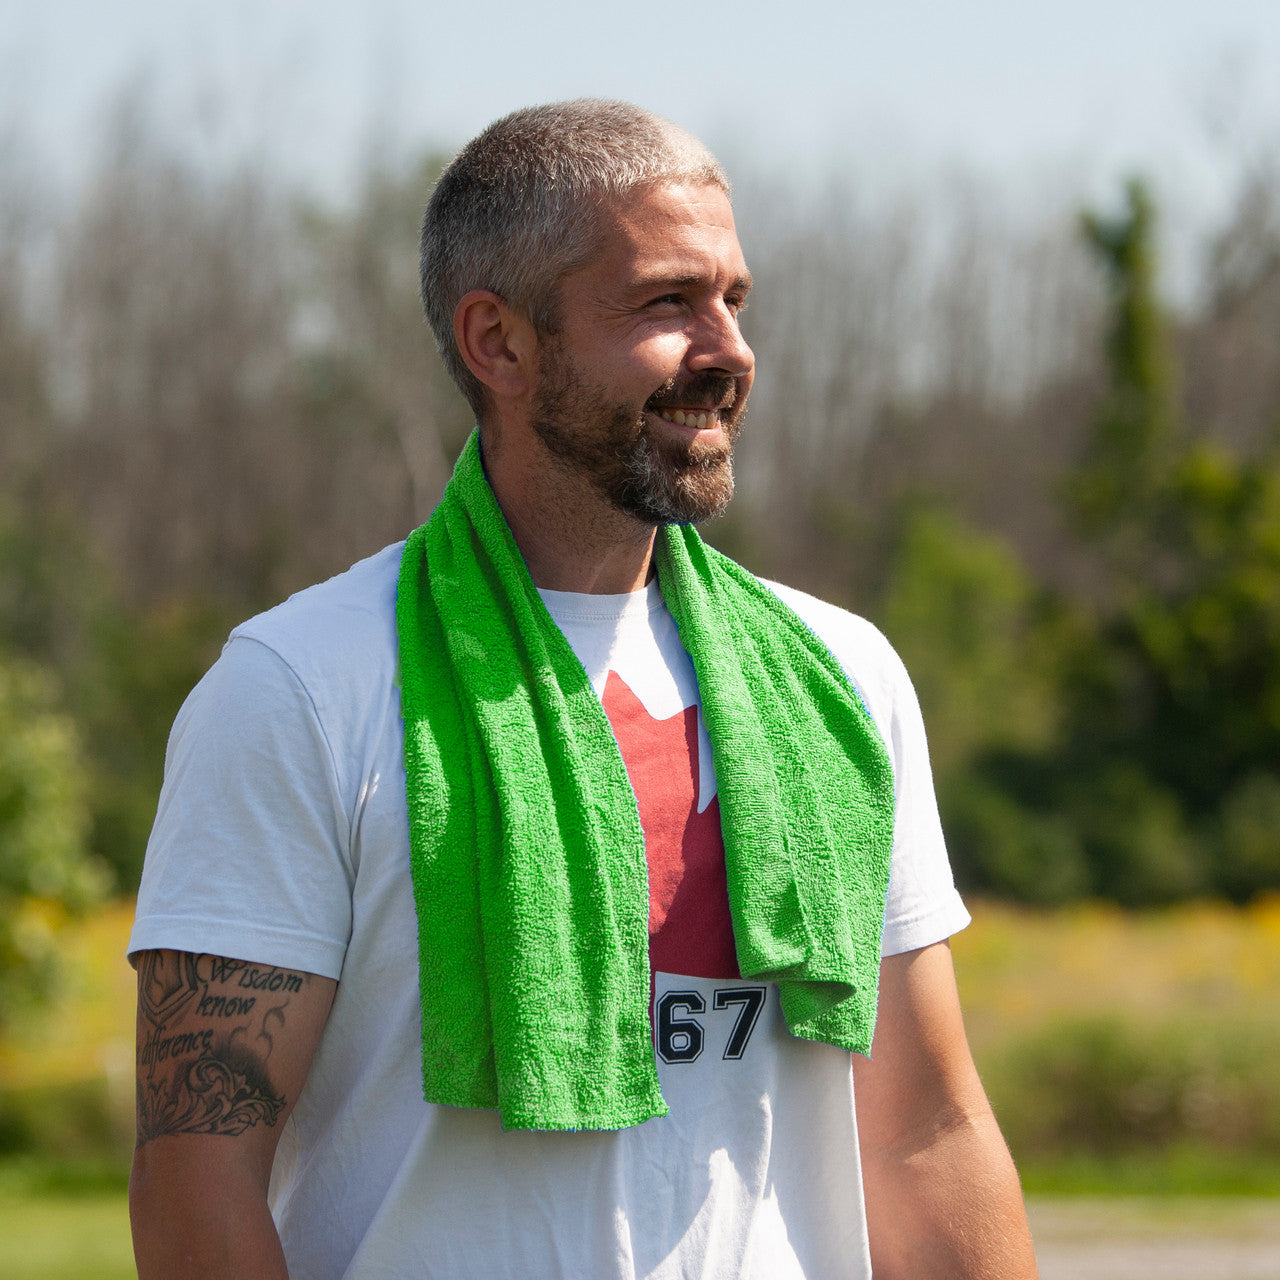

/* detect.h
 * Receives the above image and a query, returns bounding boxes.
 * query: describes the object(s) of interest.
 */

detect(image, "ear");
[453,290,538,402]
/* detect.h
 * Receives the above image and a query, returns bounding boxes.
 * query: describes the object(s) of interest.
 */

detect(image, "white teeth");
[655,407,719,427]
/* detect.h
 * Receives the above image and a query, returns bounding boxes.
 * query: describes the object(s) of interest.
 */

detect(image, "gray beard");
[611,426,736,525]
[529,349,740,525]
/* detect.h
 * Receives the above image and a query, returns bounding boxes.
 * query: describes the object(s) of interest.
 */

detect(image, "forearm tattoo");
[135,952,305,1147]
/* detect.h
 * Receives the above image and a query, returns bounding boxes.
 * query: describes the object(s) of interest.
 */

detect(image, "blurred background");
[3,1,1280,1275]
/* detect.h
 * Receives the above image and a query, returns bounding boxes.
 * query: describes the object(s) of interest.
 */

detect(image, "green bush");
[984,1016,1280,1161]
[946,779,1091,906]
[0,1077,131,1165]
[0,657,109,1025]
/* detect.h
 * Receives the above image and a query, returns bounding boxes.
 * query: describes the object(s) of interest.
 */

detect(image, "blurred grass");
[952,895,1280,1048]
[0,1175,134,1280]
[953,895,1280,1193]
[0,904,135,1278]
[0,900,134,1165]
[0,899,136,1094]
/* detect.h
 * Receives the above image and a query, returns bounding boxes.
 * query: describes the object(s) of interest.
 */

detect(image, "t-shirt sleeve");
[873,636,970,957]
[128,635,355,980]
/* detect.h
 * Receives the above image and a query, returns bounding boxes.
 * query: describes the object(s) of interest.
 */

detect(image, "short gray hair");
[420,99,730,418]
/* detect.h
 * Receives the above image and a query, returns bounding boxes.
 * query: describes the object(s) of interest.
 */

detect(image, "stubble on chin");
[616,427,737,525]
[529,356,743,526]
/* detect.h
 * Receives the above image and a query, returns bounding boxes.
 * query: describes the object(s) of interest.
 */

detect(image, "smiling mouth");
[652,407,720,429]
[645,372,739,432]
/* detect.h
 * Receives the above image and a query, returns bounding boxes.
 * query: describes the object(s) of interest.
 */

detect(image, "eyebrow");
[630,270,754,296]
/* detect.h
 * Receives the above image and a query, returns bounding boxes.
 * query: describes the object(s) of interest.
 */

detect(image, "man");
[129,100,1038,1279]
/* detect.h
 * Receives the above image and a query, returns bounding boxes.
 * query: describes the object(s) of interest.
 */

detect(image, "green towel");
[397,430,895,1131]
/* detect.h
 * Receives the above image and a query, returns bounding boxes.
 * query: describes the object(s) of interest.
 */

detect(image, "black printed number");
[656,991,705,1063]
[712,986,767,1060]
[656,986,767,1064]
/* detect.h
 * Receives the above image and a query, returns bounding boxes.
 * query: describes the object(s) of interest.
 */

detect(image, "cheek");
[632,334,689,385]
[570,325,689,397]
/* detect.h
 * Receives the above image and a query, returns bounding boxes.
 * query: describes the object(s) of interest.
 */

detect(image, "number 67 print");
[655,986,767,1064]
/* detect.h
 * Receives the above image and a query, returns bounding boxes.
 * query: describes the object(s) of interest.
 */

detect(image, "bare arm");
[129,950,337,1280]
[853,941,1038,1280]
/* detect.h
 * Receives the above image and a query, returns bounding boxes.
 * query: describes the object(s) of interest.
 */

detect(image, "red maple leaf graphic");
[602,671,739,979]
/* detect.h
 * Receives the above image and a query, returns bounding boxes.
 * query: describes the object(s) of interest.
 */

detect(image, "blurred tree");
[1067,179,1179,574]
[1093,439,1280,899]
[74,596,238,890]
[6,89,1280,906]
[876,178,1280,904]
[1007,178,1280,901]
[0,655,107,1025]
[1188,162,1280,456]
[880,503,1063,778]
[295,153,473,529]
[878,502,1091,903]
[0,106,472,890]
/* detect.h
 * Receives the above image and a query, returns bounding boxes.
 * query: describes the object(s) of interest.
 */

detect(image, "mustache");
[644,374,738,413]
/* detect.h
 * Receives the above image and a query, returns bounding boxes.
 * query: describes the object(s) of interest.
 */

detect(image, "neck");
[482,429,658,594]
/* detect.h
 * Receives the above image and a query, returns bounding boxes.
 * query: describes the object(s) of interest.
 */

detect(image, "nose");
[687,299,755,385]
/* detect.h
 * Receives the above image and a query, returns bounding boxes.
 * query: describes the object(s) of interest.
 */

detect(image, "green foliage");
[1055,205,1280,898]
[1216,773,1280,899]
[894,178,1280,904]
[880,504,1064,777]
[875,495,1219,903]
[1110,446,1280,814]
[0,657,107,1025]
[0,1078,128,1163]
[74,598,237,891]
[879,503,1101,902]
[986,1015,1280,1161]
[0,499,235,892]
[1018,1149,1280,1195]
[946,779,1092,905]
[1064,764,1205,904]
[1069,178,1178,548]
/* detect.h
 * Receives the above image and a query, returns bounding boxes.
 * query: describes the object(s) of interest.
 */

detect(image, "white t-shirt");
[130,542,969,1280]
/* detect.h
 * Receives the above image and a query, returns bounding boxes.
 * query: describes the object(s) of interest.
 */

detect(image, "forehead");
[570,182,750,295]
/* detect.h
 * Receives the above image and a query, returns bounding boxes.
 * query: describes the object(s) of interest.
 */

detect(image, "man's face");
[529,182,755,525]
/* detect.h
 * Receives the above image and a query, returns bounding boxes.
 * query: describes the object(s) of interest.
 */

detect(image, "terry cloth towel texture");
[396,429,895,1132]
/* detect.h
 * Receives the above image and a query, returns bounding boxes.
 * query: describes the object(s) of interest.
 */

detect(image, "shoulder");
[758,578,914,734]
[148,541,408,886]
[229,541,404,704]
[167,541,405,782]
